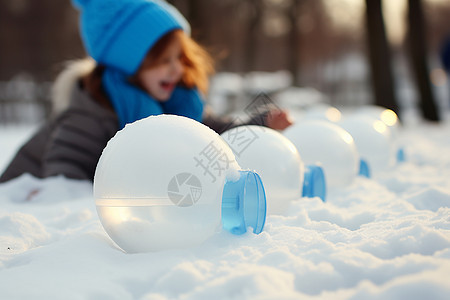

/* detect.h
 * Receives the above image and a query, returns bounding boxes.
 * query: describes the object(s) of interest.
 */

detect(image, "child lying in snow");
[0,0,292,183]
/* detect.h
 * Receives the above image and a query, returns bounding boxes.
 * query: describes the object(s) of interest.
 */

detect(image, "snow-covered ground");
[1,114,450,299]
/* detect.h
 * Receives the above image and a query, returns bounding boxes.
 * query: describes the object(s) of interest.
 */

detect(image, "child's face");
[137,37,184,101]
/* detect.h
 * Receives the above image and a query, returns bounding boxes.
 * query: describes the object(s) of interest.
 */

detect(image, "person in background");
[0,0,292,183]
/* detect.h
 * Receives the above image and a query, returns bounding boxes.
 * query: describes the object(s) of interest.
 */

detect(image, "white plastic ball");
[355,105,406,162]
[339,115,394,175]
[356,105,400,139]
[303,104,342,123]
[94,115,241,252]
[283,120,359,188]
[221,125,303,215]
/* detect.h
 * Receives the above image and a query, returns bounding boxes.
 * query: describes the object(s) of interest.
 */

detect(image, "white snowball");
[94,115,241,252]
[339,115,394,175]
[283,120,359,188]
[221,126,304,215]
[303,104,342,123]
[355,105,405,162]
[356,105,400,139]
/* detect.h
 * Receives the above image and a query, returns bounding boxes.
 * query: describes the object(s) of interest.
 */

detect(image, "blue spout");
[302,165,326,202]
[222,170,267,235]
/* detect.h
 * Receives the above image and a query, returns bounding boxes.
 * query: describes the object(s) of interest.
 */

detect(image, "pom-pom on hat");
[72,0,189,75]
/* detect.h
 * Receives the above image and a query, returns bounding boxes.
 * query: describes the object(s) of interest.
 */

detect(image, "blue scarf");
[102,68,204,129]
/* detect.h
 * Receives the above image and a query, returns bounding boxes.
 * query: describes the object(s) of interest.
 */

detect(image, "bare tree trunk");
[245,0,262,71]
[288,0,301,86]
[364,0,399,114]
[407,0,440,121]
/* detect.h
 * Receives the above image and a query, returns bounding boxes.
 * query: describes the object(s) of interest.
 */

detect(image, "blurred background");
[0,0,449,125]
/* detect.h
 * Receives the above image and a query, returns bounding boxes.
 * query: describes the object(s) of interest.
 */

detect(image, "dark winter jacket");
[0,60,267,183]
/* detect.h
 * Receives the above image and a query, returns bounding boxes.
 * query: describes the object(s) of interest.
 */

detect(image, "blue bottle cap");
[302,165,326,202]
[221,170,267,235]
[397,147,406,162]
[359,159,371,178]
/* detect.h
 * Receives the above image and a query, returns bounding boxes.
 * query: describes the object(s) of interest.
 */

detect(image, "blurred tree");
[244,0,263,71]
[0,0,84,81]
[288,0,302,86]
[1,0,450,102]
[364,0,399,115]
[406,0,439,121]
[426,1,450,52]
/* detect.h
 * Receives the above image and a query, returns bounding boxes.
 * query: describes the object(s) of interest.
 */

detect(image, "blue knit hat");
[72,0,189,75]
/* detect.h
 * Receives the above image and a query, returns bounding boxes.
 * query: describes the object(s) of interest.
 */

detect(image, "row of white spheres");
[93,105,400,253]
[95,115,323,253]
[221,125,327,216]
[290,104,400,182]
[219,105,399,216]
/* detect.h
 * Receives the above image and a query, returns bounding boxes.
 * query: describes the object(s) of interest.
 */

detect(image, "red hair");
[138,29,214,95]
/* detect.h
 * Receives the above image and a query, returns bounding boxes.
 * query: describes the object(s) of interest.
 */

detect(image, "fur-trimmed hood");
[50,57,96,117]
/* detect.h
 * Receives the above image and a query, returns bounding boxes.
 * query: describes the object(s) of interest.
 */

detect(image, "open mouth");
[160,81,176,91]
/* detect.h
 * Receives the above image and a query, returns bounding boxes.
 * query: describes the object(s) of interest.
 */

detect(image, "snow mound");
[1,121,450,299]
